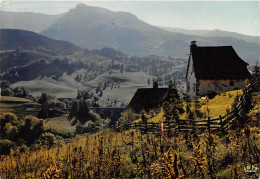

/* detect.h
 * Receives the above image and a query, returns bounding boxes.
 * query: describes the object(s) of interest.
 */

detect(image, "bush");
[0,139,14,155]
[37,133,57,148]
[38,93,50,104]
[13,87,29,97]
[48,99,66,109]
[1,88,14,96]
[19,116,44,145]
[0,80,11,89]
[0,113,19,132]
[207,91,217,99]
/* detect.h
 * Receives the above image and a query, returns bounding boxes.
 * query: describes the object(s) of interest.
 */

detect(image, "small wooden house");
[128,82,168,113]
[186,41,251,97]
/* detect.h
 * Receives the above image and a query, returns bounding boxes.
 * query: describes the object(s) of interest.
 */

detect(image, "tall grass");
[1,125,259,178]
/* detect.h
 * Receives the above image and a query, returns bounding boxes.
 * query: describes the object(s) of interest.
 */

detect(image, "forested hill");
[0,29,80,55]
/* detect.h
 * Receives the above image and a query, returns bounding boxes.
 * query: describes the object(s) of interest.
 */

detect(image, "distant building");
[128,82,168,114]
[186,41,251,97]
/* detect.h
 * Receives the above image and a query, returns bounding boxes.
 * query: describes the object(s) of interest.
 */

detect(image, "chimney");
[153,82,158,89]
[190,41,197,53]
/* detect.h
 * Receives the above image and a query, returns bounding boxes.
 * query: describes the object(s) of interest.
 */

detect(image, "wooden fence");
[117,78,259,135]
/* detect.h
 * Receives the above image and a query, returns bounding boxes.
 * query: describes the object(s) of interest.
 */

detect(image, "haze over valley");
[0,3,259,106]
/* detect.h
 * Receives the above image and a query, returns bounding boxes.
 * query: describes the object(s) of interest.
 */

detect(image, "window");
[230,80,234,86]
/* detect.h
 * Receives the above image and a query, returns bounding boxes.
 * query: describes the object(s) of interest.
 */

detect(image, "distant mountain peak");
[75,3,88,9]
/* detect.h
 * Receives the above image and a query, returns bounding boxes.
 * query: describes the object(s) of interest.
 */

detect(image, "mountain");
[41,4,173,55]
[41,4,260,64]
[0,4,259,64]
[0,10,63,33]
[160,27,260,45]
[0,29,80,55]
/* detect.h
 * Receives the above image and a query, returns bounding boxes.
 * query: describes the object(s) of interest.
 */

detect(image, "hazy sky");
[0,0,259,36]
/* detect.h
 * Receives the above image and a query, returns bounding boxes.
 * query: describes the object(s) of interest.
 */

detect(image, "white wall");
[186,56,197,97]
[197,79,245,96]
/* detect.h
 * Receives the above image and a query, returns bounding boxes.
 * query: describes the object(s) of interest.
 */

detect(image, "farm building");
[128,82,168,114]
[186,41,251,97]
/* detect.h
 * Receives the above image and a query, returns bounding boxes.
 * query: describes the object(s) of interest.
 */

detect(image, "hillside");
[0,96,39,116]
[7,53,186,103]
[1,124,259,178]
[135,90,243,123]
[0,29,80,55]
[0,86,259,179]
[0,29,187,103]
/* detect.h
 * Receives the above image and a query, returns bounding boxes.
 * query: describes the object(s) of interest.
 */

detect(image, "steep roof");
[128,88,168,113]
[191,46,251,80]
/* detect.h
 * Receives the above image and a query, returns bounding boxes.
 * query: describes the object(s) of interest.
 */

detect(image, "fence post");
[235,106,240,117]
[219,115,225,134]
[167,121,171,136]
[145,121,147,133]
[176,118,180,133]
[191,119,195,133]
[208,117,211,136]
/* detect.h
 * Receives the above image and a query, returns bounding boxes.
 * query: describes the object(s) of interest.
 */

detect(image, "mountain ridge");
[0,4,259,64]
[0,10,64,33]
[160,27,260,45]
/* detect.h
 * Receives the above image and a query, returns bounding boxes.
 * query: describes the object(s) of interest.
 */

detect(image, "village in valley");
[0,1,260,178]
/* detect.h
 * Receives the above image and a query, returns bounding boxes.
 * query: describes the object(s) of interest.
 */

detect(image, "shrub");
[1,88,14,96]
[0,139,14,155]
[37,132,57,148]
[38,93,50,104]
[0,80,11,89]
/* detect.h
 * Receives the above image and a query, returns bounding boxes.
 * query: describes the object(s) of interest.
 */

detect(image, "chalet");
[128,82,168,114]
[186,41,251,97]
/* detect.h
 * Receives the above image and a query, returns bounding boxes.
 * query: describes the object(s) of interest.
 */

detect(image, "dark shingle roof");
[191,46,251,80]
[128,88,168,113]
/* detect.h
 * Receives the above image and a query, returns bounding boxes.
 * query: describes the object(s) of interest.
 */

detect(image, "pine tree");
[251,61,260,91]
[163,81,183,122]
[252,61,260,78]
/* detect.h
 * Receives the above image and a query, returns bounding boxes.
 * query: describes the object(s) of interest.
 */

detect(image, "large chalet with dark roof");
[186,41,251,97]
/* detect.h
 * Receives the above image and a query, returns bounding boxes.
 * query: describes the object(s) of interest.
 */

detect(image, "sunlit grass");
[200,90,242,118]
[43,114,76,134]
[134,89,242,122]
[0,96,33,102]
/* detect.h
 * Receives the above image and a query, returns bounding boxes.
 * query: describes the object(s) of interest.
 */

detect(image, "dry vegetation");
[0,91,259,178]
[0,124,259,178]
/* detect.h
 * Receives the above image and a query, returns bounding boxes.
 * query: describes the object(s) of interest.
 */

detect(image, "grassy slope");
[11,70,156,104]
[0,96,38,113]
[43,114,76,134]
[11,74,86,98]
[0,96,76,134]
[135,89,242,123]
[86,70,156,107]
[200,90,242,118]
